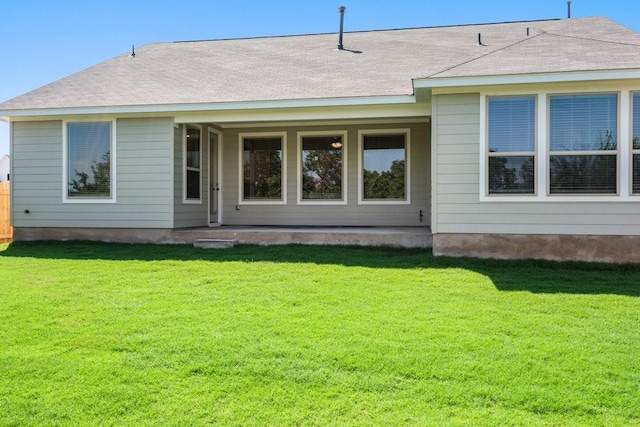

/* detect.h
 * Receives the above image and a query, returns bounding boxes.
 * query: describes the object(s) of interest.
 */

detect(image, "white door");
[209,130,221,225]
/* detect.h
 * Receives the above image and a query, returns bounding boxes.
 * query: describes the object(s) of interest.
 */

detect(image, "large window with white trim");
[487,96,536,194]
[66,121,113,200]
[184,125,201,202]
[242,134,284,201]
[360,130,409,202]
[549,93,618,194]
[299,133,345,202]
[632,92,640,194]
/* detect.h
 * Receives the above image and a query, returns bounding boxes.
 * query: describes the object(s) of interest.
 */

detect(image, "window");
[487,96,535,194]
[632,93,640,194]
[360,130,409,203]
[241,133,284,202]
[184,126,201,202]
[549,94,618,194]
[65,121,113,200]
[299,132,345,202]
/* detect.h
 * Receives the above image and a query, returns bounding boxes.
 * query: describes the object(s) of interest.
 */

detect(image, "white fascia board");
[0,94,417,119]
[414,69,640,90]
[174,102,430,125]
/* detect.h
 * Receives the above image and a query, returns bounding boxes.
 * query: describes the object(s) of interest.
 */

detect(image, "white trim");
[620,91,631,197]
[479,95,487,199]
[182,124,203,204]
[62,119,117,204]
[296,130,348,205]
[8,121,13,226]
[537,93,548,197]
[0,95,418,118]
[238,131,287,205]
[208,128,223,224]
[415,69,640,90]
[357,128,411,205]
[430,96,438,233]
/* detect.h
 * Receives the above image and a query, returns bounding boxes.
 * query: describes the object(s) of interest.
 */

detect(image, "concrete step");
[193,238,239,249]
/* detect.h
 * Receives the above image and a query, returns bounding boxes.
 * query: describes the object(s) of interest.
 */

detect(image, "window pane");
[186,127,200,168]
[488,156,534,194]
[186,170,200,199]
[243,137,282,200]
[549,94,617,151]
[68,122,111,198]
[363,134,406,200]
[488,97,535,152]
[550,155,617,194]
[634,155,640,194]
[634,93,640,194]
[301,136,342,200]
[634,93,640,150]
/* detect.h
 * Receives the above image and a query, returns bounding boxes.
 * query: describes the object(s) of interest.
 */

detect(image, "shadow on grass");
[2,240,640,297]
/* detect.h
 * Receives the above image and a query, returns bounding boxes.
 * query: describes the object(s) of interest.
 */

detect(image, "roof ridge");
[172,17,564,44]
[543,31,640,48]
[424,31,547,79]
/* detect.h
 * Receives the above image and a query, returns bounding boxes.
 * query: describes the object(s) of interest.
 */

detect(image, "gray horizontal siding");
[12,117,174,229]
[433,93,640,236]
[173,124,209,228]
[220,121,430,227]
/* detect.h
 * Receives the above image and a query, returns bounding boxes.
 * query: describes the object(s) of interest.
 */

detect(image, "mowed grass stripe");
[1,241,639,426]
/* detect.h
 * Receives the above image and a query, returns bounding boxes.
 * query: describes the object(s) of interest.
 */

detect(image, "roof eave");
[413,69,640,90]
[0,94,417,119]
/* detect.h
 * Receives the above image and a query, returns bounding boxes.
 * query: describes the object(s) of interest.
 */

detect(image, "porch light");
[331,137,343,149]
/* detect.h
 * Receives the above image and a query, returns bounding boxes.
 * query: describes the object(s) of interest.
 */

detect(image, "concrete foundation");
[13,226,432,249]
[433,233,640,264]
[13,227,177,244]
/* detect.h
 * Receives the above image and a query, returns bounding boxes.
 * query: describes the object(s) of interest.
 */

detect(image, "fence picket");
[0,182,12,242]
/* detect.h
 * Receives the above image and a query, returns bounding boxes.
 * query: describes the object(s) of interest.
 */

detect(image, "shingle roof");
[1,16,640,112]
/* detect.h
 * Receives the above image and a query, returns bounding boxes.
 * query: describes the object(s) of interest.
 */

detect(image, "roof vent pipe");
[337,6,346,50]
[567,1,571,18]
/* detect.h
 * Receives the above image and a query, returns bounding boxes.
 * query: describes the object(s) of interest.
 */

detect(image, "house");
[0,155,8,182]
[1,16,640,262]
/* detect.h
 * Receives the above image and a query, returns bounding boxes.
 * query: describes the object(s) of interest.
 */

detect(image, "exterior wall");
[219,121,430,227]
[11,118,174,230]
[433,92,640,236]
[173,124,210,228]
[432,91,640,262]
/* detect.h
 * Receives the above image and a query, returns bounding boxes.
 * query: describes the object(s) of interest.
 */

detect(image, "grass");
[1,241,639,426]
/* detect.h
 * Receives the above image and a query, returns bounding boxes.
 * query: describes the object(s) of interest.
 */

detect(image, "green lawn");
[1,241,639,426]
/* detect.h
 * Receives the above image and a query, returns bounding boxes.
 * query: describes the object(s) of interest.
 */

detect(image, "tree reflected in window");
[67,122,111,198]
[301,136,342,200]
[243,137,282,200]
[362,134,406,200]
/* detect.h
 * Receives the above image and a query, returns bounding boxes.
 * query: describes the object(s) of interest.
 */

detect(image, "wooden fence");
[0,182,11,242]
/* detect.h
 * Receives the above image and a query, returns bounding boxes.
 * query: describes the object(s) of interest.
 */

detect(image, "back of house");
[1,15,640,262]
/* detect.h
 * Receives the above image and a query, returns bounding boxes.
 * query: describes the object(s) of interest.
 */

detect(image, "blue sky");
[1,0,639,157]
